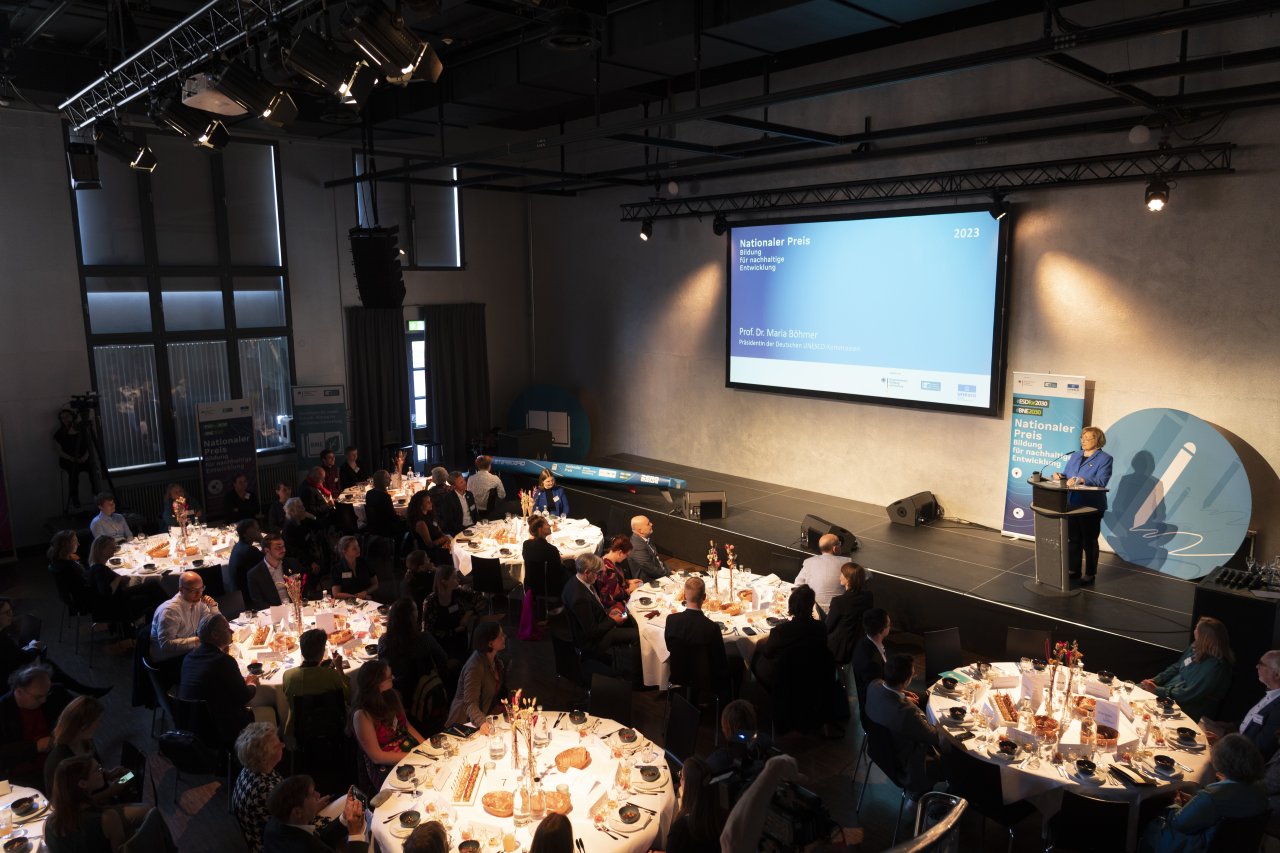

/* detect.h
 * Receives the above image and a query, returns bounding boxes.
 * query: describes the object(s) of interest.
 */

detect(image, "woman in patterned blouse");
[596,534,642,609]
[231,722,285,852]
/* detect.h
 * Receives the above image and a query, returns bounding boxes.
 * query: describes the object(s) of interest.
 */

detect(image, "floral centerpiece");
[502,689,539,791]
[518,489,535,519]
[724,543,737,600]
[284,575,304,631]
[707,541,721,597]
[1046,640,1083,729]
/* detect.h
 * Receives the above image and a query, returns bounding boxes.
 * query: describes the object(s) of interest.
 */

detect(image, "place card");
[1117,695,1135,722]
[989,673,1020,689]
[1020,672,1046,702]
[1095,699,1121,731]
[1002,726,1038,747]
[256,651,283,662]
[0,780,10,796]
[269,604,288,626]
[1084,679,1112,699]
[314,612,336,633]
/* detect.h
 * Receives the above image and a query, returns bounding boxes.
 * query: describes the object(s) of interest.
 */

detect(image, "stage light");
[989,193,1009,220]
[1128,124,1152,145]
[94,123,157,172]
[712,214,728,236]
[1145,178,1169,212]
[543,7,599,51]
[150,97,229,149]
[667,180,679,196]
[286,29,378,106]
[66,141,101,190]
[215,61,289,120]
[348,2,441,84]
[639,219,652,241]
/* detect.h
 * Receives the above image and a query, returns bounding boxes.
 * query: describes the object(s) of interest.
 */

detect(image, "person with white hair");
[1203,649,1280,760]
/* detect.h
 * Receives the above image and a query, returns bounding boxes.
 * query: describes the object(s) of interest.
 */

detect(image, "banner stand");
[1001,373,1086,540]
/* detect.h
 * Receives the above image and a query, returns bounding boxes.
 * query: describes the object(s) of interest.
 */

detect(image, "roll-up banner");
[1001,373,1086,539]
[292,385,346,469]
[197,399,259,522]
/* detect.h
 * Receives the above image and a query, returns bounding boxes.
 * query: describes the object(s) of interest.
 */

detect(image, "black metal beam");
[607,133,741,158]
[704,115,842,145]
[1039,53,1168,114]
[1108,46,1280,84]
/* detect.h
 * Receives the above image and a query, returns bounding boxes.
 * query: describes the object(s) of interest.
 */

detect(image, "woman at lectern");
[1053,425,1113,584]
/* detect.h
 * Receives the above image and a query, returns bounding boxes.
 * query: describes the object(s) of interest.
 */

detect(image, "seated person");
[44,697,141,813]
[378,599,448,733]
[44,755,132,853]
[706,699,775,778]
[227,473,262,523]
[467,456,505,518]
[406,491,451,567]
[338,446,366,491]
[85,535,166,623]
[752,584,826,691]
[150,571,220,685]
[794,534,848,613]
[444,622,505,733]
[231,722,285,852]
[230,519,265,601]
[435,472,477,536]
[0,664,69,790]
[262,776,366,853]
[666,756,728,853]
[401,550,435,611]
[598,535,640,608]
[1202,649,1280,760]
[319,449,341,496]
[351,660,423,789]
[522,516,569,599]
[330,536,378,601]
[88,493,131,541]
[404,821,450,853]
[362,470,404,539]
[665,576,741,701]
[628,515,669,581]
[267,482,291,533]
[427,467,451,502]
[531,469,570,517]
[296,467,334,522]
[866,653,940,797]
[0,598,108,697]
[281,629,349,736]
[47,529,88,607]
[246,534,300,610]
[851,608,891,721]
[282,498,323,579]
[160,482,199,528]
[1141,733,1267,853]
[179,614,287,745]
[561,554,637,662]
[825,562,873,664]
[1140,616,1234,721]
[423,563,480,663]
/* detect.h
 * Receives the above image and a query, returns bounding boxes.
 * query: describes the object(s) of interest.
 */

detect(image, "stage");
[556,453,1198,677]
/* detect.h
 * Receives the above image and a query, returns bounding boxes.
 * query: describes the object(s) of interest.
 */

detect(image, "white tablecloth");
[227,599,384,687]
[627,569,792,689]
[369,714,676,853]
[452,518,602,585]
[0,785,48,851]
[338,476,428,524]
[108,528,235,584]
[926,662,1208,851]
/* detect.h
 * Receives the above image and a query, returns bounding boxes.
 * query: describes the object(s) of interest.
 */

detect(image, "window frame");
[353,150,465,271]
[66,126,297,472]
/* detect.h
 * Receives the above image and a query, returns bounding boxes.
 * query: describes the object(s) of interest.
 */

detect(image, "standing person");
[338,446,366,490]
[444,622,506,733]
[1140,616,1235,722]
[231,722,286,852]
[531,469,569,517]
[230,519,265,602]
[628,515,669,581]
[54,409,95,509]
[89,493,131,541]
[467,456,505,518]
[825,562,873,664]
[1052,425,1113,584]
[350,660,423,788]
[794,534,846,612]
[228,473,262,522]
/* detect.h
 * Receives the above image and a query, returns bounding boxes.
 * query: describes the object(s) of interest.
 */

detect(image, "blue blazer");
[1064,449,1112,510]
[532,486,570,517]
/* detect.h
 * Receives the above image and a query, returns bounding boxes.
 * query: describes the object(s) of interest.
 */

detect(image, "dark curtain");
[345,307,410,470]
[422,303,491,467]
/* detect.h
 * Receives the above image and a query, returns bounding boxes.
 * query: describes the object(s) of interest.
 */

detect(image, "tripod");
[61,394,115,515]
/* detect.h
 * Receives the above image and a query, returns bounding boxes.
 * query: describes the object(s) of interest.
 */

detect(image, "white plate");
[1151,765,1183,780]
[986,745,1018,761]
[390,823,415,838]
[607,812,652,834]
[1069,770,1104,785]
[385,776,417,790]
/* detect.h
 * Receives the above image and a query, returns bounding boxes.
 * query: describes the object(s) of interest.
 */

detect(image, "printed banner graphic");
[1101,408,1250,580]
[489,457,688,491]
[1001,372,1086,538]
[293,386,346,468]
[197,400,258,521]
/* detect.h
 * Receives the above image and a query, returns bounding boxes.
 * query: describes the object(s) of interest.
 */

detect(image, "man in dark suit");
[435,472,478,536]
[179,613,286,746]
[230,518,265,600]
[628,515,669,581]
[0,664,70,790]
[1203,649,1280,760]
[851,608,891,723]
[246,534,295,610]
[263,775,366,852]
[561,554,637,661]
[362,470,404,539]
[664,576,741,700]
[866,652,940,797]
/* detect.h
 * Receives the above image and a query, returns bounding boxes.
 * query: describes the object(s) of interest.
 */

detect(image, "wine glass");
[1019,657,1032,674]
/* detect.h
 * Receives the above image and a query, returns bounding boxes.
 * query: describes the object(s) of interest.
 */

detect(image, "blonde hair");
[1082,426,1106,448]
[235,722,281,774]
[88,535,117,567]
[1194,616,1234,664]
[284,497,308,522]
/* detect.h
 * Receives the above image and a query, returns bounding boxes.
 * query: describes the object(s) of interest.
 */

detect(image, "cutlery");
[575,840,586,853]
[626,801,657,815]
[595,825,620,840]
[555,712,565,728]
[381,809,408,824]
[1170,757,1193,773]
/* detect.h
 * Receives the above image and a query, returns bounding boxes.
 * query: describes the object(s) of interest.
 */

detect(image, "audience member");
[1202,649,1280,760]
[350,660,423,788]
[282,498,323,578]
[282,629,349,736]
[267,482,291,533]
[54,409,94,509]
[795,534,846,612]
[231,519,266,600]
[403,820,450,853]
[48,530,88,609]
[338,446,366,491]
[228,473,263,522]
[720,753,800,852]
[666,756,726,853]
[753,585,824,689]
[706,699,774,777]
[378,598,449,733]
[86,535,165,623]
[866,653,940,798]
[297,467,334,521]
[599,535,639,605]
[445,621,506,732]
[246,534,296,610]
[0,664,68,789]
[1264,731,1280,837]
[0,597,107,697]
[44,697,139,812]
[851,608,891,723]
[466,456,505,517]
[825,562,872,664]
[1140,616,1234,721]
[562,554,638,663]
[88,493,131,541]
[401,550,434,610]
[362,471,404,539]
[665,576,739,700]
[231,722,286,853]
[522,516,568,599]
[179,614,288,744]
[406,491,451,566]
[330,536,377,601]
[161,483,199,528]
[753,584,842,734]
[1141,733,1266,853]
[436,471,477,536]
[45,754,123,853]
[423,563,479,663]
[150,571,219,685]
[262,776,366,852]
[427,467,450,501]
[529,812,574,853]
[532,469,570,517]
[319,449,341,496]
[628,515,668,581]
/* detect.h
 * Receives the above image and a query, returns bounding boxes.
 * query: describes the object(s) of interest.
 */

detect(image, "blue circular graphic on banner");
[1101,408,1251,579]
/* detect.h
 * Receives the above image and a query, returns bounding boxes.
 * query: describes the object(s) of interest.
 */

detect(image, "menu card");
[269,604,288,626]
[989,673,1020,689]
[1020,672,1046,703]
[1095,699,1121,731]
[1002,726,1037,747]
[314,612,336,633]
[1084,678,1112,699]
[1117,695,1135,722]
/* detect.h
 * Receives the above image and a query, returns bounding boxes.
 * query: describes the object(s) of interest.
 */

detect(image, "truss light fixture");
[215,61,289,120]
[989,193,1009,220]
[348,2,441,84]
[286,29,378,106]
[712,214,728,236]
[1145,178,1169,212]
[151,97,229,150]
[543,7,599,52]
[639,219,653,241]
[94,123,158,172]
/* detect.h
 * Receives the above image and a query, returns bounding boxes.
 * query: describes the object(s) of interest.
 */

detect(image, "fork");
[595,824,620,840]
[575,839,586,853]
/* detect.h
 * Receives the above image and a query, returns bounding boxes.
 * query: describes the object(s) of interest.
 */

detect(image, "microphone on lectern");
[1033,450,1075,481]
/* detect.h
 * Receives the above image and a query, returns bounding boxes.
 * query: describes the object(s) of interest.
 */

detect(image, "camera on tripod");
[68,392,100,413]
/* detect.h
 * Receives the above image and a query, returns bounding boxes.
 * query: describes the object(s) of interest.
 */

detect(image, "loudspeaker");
[496,428,552,459]
[682,491,726,520]
[886,491,939,526]
[800,514,858,553]
[66,142,102,190]
[349,226,405,308]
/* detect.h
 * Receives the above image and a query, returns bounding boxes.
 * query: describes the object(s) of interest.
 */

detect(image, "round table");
[105,527,235,595]
[452,518,602,584]
[369,714,677,853]
[338,476,430,524]
[926,662,1208,851]
[0,785,49,851]
[227,599,384,687]
[626,569,792,689]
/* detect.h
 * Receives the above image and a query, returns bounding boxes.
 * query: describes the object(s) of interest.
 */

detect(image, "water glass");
[489,735,506,761]
[1019,657,1032,673]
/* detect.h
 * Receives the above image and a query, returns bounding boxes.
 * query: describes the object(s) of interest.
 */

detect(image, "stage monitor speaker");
[67,142,101,190]
[683,490,726,520]
[349,226,405,308]
[887,491,939,526]
[800,514,859,553]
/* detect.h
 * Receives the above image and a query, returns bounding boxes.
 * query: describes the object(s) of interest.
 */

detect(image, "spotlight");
[989,194,1009,221]
[66,141,101,190]
[214,61,290,120]
[150,97,229,149]
[712,214,728,236]
[94,123,157,172]
[543,8,599,51]
[1145,178,1169,212]
[639,219,653,241]
[666,180,679,196]
[285,29,378,106]
[1128,124,1152,145]
[348,2,442,84]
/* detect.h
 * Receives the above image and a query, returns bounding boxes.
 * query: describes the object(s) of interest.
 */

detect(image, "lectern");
[1023,478,1108,597]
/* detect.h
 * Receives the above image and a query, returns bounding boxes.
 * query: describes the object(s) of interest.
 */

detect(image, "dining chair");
[291,688,353,792]
[940,745,1037,853]
[1006,626,1051,662]
[587,672,633,727]
[663,691,701,773]
[883,791,967,852]
[768,552,804,583]
[666,637,726,744]
[1045,789,1130,851]
[923,627,963,682]
[1206,810,1270,853]
[469,556,506,614]
[857,716,912,845]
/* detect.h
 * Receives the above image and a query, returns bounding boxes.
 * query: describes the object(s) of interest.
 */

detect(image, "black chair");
[667,637,728,743]
[291,689,352,793]
[587,673,633,727]
[771,640,840,736]
[333,502,360,534]
[140,656,171,737]
[768,553,804,583]
[49,562,90,650]
[663,691,700,773]
[157,694,225,803]
[1006,626,1051,662]
[605,505,633,547]
[480,487,500,521]
[551,632,586,689]
[1206,810,1269,853]
[923,628,963,683]
[1045,789,1130,852]
[857,716,912,845]
[884,791,967,853]
[470,557,506,614]
[940,744,1036,853]
[10,613,41,647]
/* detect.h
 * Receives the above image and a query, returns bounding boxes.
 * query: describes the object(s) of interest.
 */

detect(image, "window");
[354,154,463,269]
[69,136,295,471]
[406,319,428,461]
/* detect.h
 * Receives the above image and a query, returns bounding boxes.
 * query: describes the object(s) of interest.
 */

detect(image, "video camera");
[68,391,100,412]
